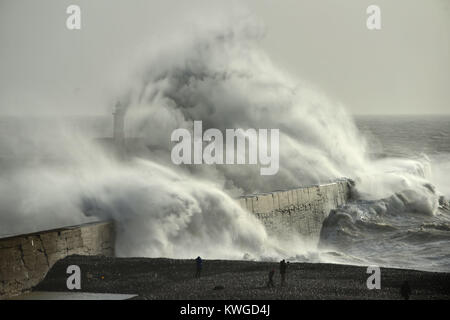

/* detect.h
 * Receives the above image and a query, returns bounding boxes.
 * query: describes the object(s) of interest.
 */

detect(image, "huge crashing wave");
[0,19,449,270]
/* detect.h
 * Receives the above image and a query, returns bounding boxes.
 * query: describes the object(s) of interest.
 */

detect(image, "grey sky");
[0,0,448,116]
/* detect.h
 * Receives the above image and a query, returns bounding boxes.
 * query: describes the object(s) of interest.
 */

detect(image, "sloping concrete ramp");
[9,291,136,300]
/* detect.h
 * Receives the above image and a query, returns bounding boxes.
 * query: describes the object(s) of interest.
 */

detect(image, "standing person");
[267,269,275,288]
[195,256,203,278]
[400,281,412,300]
[279,259,287,286]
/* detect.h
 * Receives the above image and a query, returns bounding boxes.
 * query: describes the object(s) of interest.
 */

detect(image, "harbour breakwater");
[0,221,114,298]
[0,180,351,298]
[238,179,351,241]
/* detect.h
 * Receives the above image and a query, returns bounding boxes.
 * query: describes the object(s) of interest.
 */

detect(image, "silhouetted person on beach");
[280,260,287,286]
[400,281,412,300]
[267,269,275,288]
[195,256,203,278]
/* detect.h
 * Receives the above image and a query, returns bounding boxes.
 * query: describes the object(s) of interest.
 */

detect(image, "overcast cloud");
[0,0,448,116]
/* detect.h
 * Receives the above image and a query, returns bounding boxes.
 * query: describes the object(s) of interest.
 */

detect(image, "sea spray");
[0,18,448,270]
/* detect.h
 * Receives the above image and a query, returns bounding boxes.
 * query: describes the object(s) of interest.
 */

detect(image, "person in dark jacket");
[267,269,275,288]
[279,259,287,286]
[195,256,203,278]
[400,281,412,300]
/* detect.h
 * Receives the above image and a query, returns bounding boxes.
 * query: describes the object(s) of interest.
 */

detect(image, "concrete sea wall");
[0,221,114,298]
[238,179,351,241]
[0,180,351,298]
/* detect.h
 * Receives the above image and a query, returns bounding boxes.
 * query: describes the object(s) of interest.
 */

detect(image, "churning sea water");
[0,115,449,271]
[318,115,450,272]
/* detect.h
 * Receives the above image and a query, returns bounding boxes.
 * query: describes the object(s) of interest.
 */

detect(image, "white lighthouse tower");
[112,101,127,160]
[113,101,125,148]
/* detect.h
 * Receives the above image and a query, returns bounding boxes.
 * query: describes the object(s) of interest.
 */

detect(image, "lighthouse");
[113,101,125,148]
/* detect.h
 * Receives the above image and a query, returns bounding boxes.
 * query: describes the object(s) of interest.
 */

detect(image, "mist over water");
[0,19,449,271]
